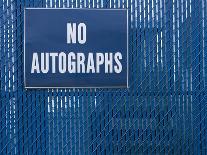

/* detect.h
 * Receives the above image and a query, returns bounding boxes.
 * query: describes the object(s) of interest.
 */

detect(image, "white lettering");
[77,53,85,73]
[67,23,86,44]
[67,23,76,44]
[59,52,66,73]
[41,53,49,73]
[50,53,58,73]
[105,53,113,73]
[86,53,95,73]
[78,23,86,44]
[68,52,76,73]
[114,52,122,73]
[96,53,104,73]
[31,52,123,74]
[31,53,40,73]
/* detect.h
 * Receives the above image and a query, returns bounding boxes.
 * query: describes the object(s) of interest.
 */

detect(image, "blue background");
[25,9,128,87]
[0,0,206,154]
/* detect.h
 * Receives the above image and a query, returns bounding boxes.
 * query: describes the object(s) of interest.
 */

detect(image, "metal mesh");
[0,0,206,154]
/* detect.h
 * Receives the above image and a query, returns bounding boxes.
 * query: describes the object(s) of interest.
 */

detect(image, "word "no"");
[67,23,86,44]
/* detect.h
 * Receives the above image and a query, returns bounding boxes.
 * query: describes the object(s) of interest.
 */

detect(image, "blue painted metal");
[0,0,206,154]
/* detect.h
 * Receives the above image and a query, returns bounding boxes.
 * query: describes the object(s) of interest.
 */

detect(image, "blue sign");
[24,8,128,88]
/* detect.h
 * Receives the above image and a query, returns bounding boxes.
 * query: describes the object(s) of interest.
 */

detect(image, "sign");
[24,8,128,88]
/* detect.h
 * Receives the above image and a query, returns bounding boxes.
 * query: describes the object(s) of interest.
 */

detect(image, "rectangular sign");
[24,8,128,88]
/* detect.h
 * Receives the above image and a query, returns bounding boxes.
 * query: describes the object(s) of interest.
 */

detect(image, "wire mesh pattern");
[0,0,206,154]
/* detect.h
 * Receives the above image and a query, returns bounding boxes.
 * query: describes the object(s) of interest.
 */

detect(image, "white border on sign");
[24,8,129,89]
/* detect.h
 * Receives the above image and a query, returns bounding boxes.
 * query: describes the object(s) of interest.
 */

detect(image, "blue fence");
[0,0,206,154]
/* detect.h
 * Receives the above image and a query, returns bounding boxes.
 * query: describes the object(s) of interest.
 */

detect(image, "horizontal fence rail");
[0,0,207,154]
